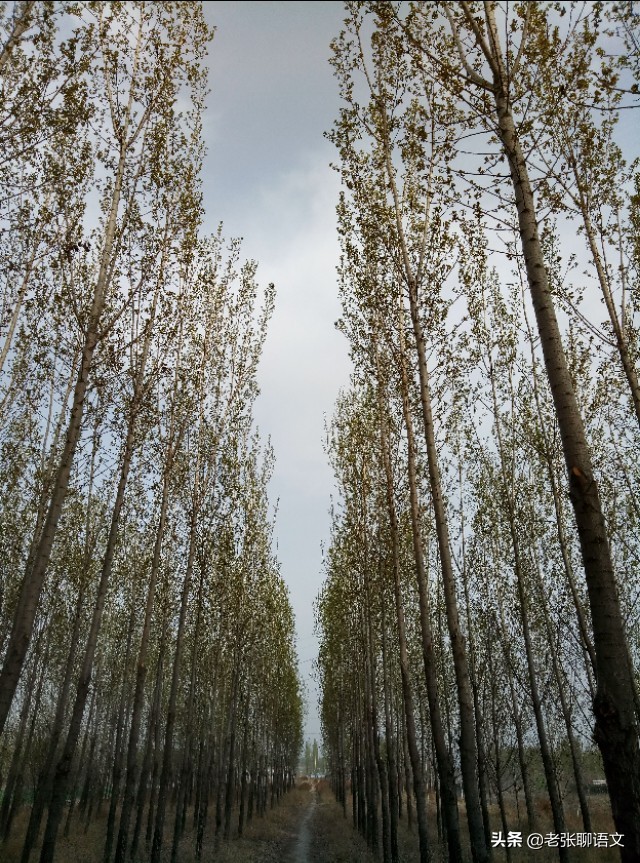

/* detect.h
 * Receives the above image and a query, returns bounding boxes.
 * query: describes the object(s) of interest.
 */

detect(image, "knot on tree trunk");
[569,465,593,498]
[593,690,619,741]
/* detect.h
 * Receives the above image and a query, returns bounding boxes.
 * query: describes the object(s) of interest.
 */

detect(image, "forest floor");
[211,778,378,863]
[1,782,621,862]
[1,780,370,863]
[192,780,622,863]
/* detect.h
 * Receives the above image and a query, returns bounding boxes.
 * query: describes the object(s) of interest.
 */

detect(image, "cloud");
[200,2,349,739]
[244,155,349,737]
[202,149,348,736]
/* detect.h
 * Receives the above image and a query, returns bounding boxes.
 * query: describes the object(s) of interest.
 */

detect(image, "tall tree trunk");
[171,562,207,860]
[400,706,412,829]
[20,589,85,863]
[487,636,512,863]
[114,470,173,863]
[237,718,249,838]
[145,655,165,851]
[392,336,463,863]
[63,678,98,837]
[405,274,488,863]
[522,297,598,689]
[377,88,487,859]
[130,630,165,863]
[377,382,432,863]
[531,551,592,833]
[150,512,200,863]
[194,731,215,861]
[488,359,567,855]
[362,610,381,857]
[0,0,35,72]
[381,600,400,863]
[0,626,49,841]
[103,602,136,863]
[501,632,536,832]
[459,489,493,850]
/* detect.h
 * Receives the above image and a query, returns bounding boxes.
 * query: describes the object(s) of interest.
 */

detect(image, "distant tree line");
[303,739,326,777]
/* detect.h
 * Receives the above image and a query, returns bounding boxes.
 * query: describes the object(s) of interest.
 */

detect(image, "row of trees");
[317,3,639,863]
[0,3,302,862]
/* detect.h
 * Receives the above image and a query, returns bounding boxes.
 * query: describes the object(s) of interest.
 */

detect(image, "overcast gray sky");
[201,1,350,740]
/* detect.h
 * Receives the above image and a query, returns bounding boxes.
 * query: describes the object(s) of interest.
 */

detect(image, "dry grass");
[212,785,314,863]
[1,785,313,863]
[2,808,112,863]
[307,779,377,863]
[326,789,621,863]
[392,792,620,863]
[484,794,619,863]
[0,787,622,862]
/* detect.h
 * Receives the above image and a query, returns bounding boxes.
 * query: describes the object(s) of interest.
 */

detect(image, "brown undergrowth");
[484,794,619,863]
[1,784,312,863]
[307,779,377,863]
[327,789,620,863]
[0,786,622,862]
[210,784,313,863]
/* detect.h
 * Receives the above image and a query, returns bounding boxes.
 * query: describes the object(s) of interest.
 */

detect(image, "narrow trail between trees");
[290,785,317,863]
[280,779,376,863]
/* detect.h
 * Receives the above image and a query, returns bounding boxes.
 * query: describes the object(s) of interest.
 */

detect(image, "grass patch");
[1,785,312,863]
[0,785,622,862]
[308,780,377,863]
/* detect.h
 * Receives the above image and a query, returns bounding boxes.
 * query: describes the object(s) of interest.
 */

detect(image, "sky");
[201,1,351,740]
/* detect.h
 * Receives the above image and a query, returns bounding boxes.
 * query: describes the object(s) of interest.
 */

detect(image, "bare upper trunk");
[491,51,640,861]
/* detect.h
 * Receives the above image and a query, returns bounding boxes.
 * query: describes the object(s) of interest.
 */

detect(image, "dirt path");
[284,780,376,863]
[163,780,375,863]
[290,786,317,863]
